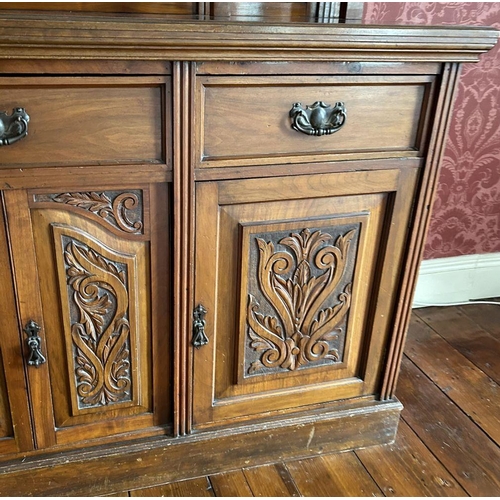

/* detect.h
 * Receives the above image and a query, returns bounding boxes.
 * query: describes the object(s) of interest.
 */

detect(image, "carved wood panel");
[34,190,145,236]
[244,223,360,377]
[62,236,133,409]
[53,225,141,416]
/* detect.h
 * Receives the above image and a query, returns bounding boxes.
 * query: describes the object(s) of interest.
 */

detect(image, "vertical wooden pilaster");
[172,61,196,436]
[381,63,462,400]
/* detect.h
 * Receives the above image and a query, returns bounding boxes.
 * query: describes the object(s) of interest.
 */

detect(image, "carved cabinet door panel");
[192,167,419,428]
[0,197,34,454]
[2,184,171,448]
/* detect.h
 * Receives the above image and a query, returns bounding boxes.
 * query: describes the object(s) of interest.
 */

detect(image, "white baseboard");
[412,252,500,308]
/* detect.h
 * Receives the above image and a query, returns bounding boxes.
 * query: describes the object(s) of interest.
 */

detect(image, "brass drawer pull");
[289,101,346,136]
[0,107,30,146]
[192,304,209,348]
[23,320,46,367]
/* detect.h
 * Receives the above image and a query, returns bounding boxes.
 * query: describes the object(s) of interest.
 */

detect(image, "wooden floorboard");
[285,452,384,496]
[405,314,500,445]
[398,356,500,496]
[115,304,500,497]
[243,464,300,497]
[414,305,500,384]
[209,470,254,497]
[459,302,500,337]
[130,477,214,497]
[355,419,467,496]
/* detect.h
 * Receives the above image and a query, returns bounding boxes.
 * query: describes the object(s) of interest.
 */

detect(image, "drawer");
[0,77,168,168]
[196,75,435,168]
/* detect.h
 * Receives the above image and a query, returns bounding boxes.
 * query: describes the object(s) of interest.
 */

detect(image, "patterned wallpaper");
[363,2,500,259]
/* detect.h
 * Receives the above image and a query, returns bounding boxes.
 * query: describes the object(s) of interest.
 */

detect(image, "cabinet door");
[193,168,418,428]
[3,184,171,448]
[0,198,34,454]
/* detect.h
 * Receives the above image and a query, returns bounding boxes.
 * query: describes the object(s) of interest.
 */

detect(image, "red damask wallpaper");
[363,2,500,259]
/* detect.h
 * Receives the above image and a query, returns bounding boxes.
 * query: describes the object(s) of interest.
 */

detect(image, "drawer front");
[0,77,168,168]
[197,75,434,167]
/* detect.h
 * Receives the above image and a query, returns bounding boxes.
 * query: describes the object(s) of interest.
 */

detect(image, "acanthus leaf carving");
[48,190,144,234]
[246,227,356,375]
[64,238,132,408]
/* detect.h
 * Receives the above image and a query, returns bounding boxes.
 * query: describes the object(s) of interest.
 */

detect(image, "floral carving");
[50,191,143,234]
[64,238,132,408]
[247,228,356,375]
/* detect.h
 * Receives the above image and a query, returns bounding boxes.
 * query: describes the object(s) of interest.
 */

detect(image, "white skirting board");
[412,252,500,308]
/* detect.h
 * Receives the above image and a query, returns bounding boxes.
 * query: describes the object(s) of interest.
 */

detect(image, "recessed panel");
[54,227,139,415]
[29,198,161,443]
[198,75,432,167]
[0,77,167,168]
[240,219,361,380]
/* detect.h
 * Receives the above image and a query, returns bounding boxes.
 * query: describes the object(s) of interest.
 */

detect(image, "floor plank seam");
[353,449,387,497]
[206,475,216,497]
[402,351,500,449]
[412,308,500,382]
[281,460,304,497]
[400,355,500,495]
[458,304,500,338]
[240,468,256,497]
[399,414,472,498]
[404,354,499,447]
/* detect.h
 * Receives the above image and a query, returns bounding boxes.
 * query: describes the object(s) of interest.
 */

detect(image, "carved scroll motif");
[246,227,357,376]
[37,191,143,234]
[63,237,132,408]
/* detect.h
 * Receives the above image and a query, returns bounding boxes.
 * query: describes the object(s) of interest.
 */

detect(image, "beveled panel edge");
[0,164,172,190]
[51,224,142,418]
[0,15,497,62]
[196,61,444,76]
[0,60,171,75]
[198,150,422,170]
[194,157,424,182]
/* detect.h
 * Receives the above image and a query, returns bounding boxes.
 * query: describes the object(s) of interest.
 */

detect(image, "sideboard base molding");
[0,399,402,496]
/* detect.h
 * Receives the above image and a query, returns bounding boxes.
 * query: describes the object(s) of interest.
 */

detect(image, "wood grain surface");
[110,303,500,498]
[199,75,430,165]
[0,78,166,168]
[0,10,497,497]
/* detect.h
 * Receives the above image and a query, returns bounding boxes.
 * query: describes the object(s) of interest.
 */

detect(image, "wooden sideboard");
[0,11,497,496]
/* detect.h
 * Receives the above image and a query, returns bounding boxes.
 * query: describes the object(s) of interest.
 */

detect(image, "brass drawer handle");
[0,107,30,146]
[23,320,46,367]
[289,101,346,136]
[192,304,209,348]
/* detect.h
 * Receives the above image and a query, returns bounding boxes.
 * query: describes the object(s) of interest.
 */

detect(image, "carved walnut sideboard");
[0,11,497,495]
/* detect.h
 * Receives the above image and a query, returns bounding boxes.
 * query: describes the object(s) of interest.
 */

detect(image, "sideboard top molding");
[0,13,498,62]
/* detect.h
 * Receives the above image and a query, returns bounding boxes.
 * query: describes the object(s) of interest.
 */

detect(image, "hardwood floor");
[120,303,500,497]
